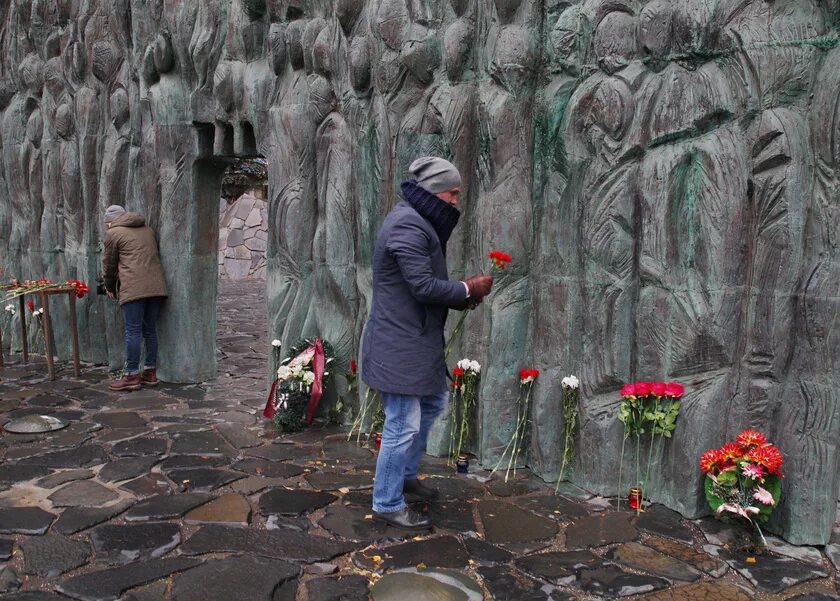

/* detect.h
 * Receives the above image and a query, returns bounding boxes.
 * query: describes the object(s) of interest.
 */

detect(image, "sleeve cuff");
[462,281,470,298]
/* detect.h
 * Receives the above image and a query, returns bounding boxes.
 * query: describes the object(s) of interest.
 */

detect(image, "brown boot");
[140,369,159,386]
[109,373,142,391]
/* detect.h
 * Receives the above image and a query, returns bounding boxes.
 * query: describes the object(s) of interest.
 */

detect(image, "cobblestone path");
[0,281,838,600]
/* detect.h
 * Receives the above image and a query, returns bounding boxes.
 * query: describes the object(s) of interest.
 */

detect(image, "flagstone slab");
[0,538,13,560]
[159,385,208,401]
[20,534,91,577]
[180,524,357,563]
[0,507,56,534]
[515,494,590,521]
[259,487,337,516]
[48,480,119,507]
[185,493,251,526]
[98,457,159,483]
[215,423,262,449]
[165,468,243,492]
[427,477,485,500]
[120,474,172,498]
[488,477,549,497]
[170,431,235,456]
[478,501,559,545]
[641,581,754,601]
[17,445,109,468]
[0,565,21,593]
[244,443,314,462]
[94,412,147,429]
[230,458,304,479]
[514,550,601,584]
[786,594,840,601]
[305,575,369,601]
[229,476,287,495]
[121,581,169,601]
[0,592,67,600]
[477,565,575,601]
[171,555,299,601]
[125,493,213,521]
[716,549,828,594]
[370,569,482,601]
[35,469,94,489]
[463,538,513,565]
[634,505,695,543]
[564,513,638,549]
[304,472,374,491]
[110,438,167,457]
[57,557,201,601]
[364,535,470,570]
[158,455,229,471]
[91,522,181,565]
[318,505,412,541]
[764,535,824,565]
[428,500,478,533]
[606,542,701,581]
[577,565,670,597]
[321,441,374,463]
[645,536,728,577]
[53,500,135,534]
[0,465,52,485]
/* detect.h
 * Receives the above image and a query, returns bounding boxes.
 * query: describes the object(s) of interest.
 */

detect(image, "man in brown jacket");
[103,205,168,391]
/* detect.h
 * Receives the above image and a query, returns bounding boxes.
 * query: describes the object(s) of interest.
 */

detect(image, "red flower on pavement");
[736,429,767,449]
[664,382,685,397]
[651,381,667,397]
[488,250,512,270]
[26,299,35,313]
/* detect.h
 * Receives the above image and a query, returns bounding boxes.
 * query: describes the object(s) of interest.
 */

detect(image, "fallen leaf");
[338,487,350,494]
[364,514,373,520]
[746,557,757,564]
[372,555,382,563]
[416,562,427,569]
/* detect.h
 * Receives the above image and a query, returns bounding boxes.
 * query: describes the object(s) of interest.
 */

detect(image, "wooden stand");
[0,286,82,380]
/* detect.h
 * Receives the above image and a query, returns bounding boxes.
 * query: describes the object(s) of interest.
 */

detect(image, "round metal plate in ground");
[4,414,70,434]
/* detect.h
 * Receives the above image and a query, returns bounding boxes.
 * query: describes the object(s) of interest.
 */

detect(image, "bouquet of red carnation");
[701,429,783,546]
[64,279,90,298]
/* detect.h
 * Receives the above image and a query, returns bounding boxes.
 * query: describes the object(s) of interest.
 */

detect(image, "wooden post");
[40,291,55,381]
[19,295,28,363]
[68,291,81,377]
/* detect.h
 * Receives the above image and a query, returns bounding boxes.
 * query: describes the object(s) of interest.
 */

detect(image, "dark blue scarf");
[400,180,461,250]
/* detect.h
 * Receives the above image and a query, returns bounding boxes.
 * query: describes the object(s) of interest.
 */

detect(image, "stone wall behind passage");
[1,0,839,544]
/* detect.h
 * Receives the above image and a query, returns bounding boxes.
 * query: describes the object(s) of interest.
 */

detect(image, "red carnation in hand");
[651,382,667,397]
[699,448,723,474]
[664,382,684,398]
[620,383,637,397]
[489,250,512,270]
[634,381,653,396]
[736,429,767,449]
[350,359,357,375]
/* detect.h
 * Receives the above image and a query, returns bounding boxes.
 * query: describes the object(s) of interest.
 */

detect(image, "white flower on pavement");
[561,375,579,389]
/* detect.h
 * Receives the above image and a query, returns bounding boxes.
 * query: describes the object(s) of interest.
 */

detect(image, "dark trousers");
[121,297,164,374]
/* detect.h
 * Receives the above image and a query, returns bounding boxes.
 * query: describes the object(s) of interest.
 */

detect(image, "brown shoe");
[109,374,142,391]
[140,369,159,386]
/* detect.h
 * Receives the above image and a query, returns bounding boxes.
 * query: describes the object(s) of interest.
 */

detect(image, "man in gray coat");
[362,157,493,529]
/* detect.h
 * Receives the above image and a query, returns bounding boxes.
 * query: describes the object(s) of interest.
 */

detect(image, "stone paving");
[0,281,838,600]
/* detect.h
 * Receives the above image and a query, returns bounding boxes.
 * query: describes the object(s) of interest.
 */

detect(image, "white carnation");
[561,375,579,389]
[4,304,15,314]
[276,365,291,380]
[302,371,315,386]
[469,360,481,373]
[271,339,282,347]
[457,358,470,371]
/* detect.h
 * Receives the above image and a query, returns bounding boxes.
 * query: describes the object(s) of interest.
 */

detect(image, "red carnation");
[747,444,784,476]
[651,382,667,397]
[699,448,722,474]
[664,382,684,398]
[634,381,653,396]
[350,359,357,374]
[453,367,465,377]
[736,429,767,449]
[26,300,35,313]
[488,250,512,270]
[620,383,637,397]
[519,368,539,383]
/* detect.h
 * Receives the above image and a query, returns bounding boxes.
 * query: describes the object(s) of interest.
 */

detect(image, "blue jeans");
[121,297,163,375]
[372,390,448,513]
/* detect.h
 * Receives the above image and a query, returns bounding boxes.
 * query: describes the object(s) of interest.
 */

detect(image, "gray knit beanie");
[408,157,462,194]
[104,205,126,224]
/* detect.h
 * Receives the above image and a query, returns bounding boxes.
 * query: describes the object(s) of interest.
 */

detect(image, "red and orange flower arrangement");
[700,429,783,546]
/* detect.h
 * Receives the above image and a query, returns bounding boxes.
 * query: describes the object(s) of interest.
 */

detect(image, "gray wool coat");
[361,201,468,396]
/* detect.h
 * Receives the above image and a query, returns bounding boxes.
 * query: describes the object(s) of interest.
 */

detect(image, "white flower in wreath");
[302,370,315,386]
[290,362,303,376]
[561,375,579,389]
[277,365,291,380]
[271,339,282,347]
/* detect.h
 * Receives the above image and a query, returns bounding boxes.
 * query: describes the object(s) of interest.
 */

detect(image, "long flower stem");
[508,383,533,481]
[447,390,458,465]
[617,433,627,510]
[635,432,641,514]
[444,311,469,359]
[644,396,661,505]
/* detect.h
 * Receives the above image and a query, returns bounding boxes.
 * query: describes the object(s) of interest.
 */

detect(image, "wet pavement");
[0,280,838,600]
